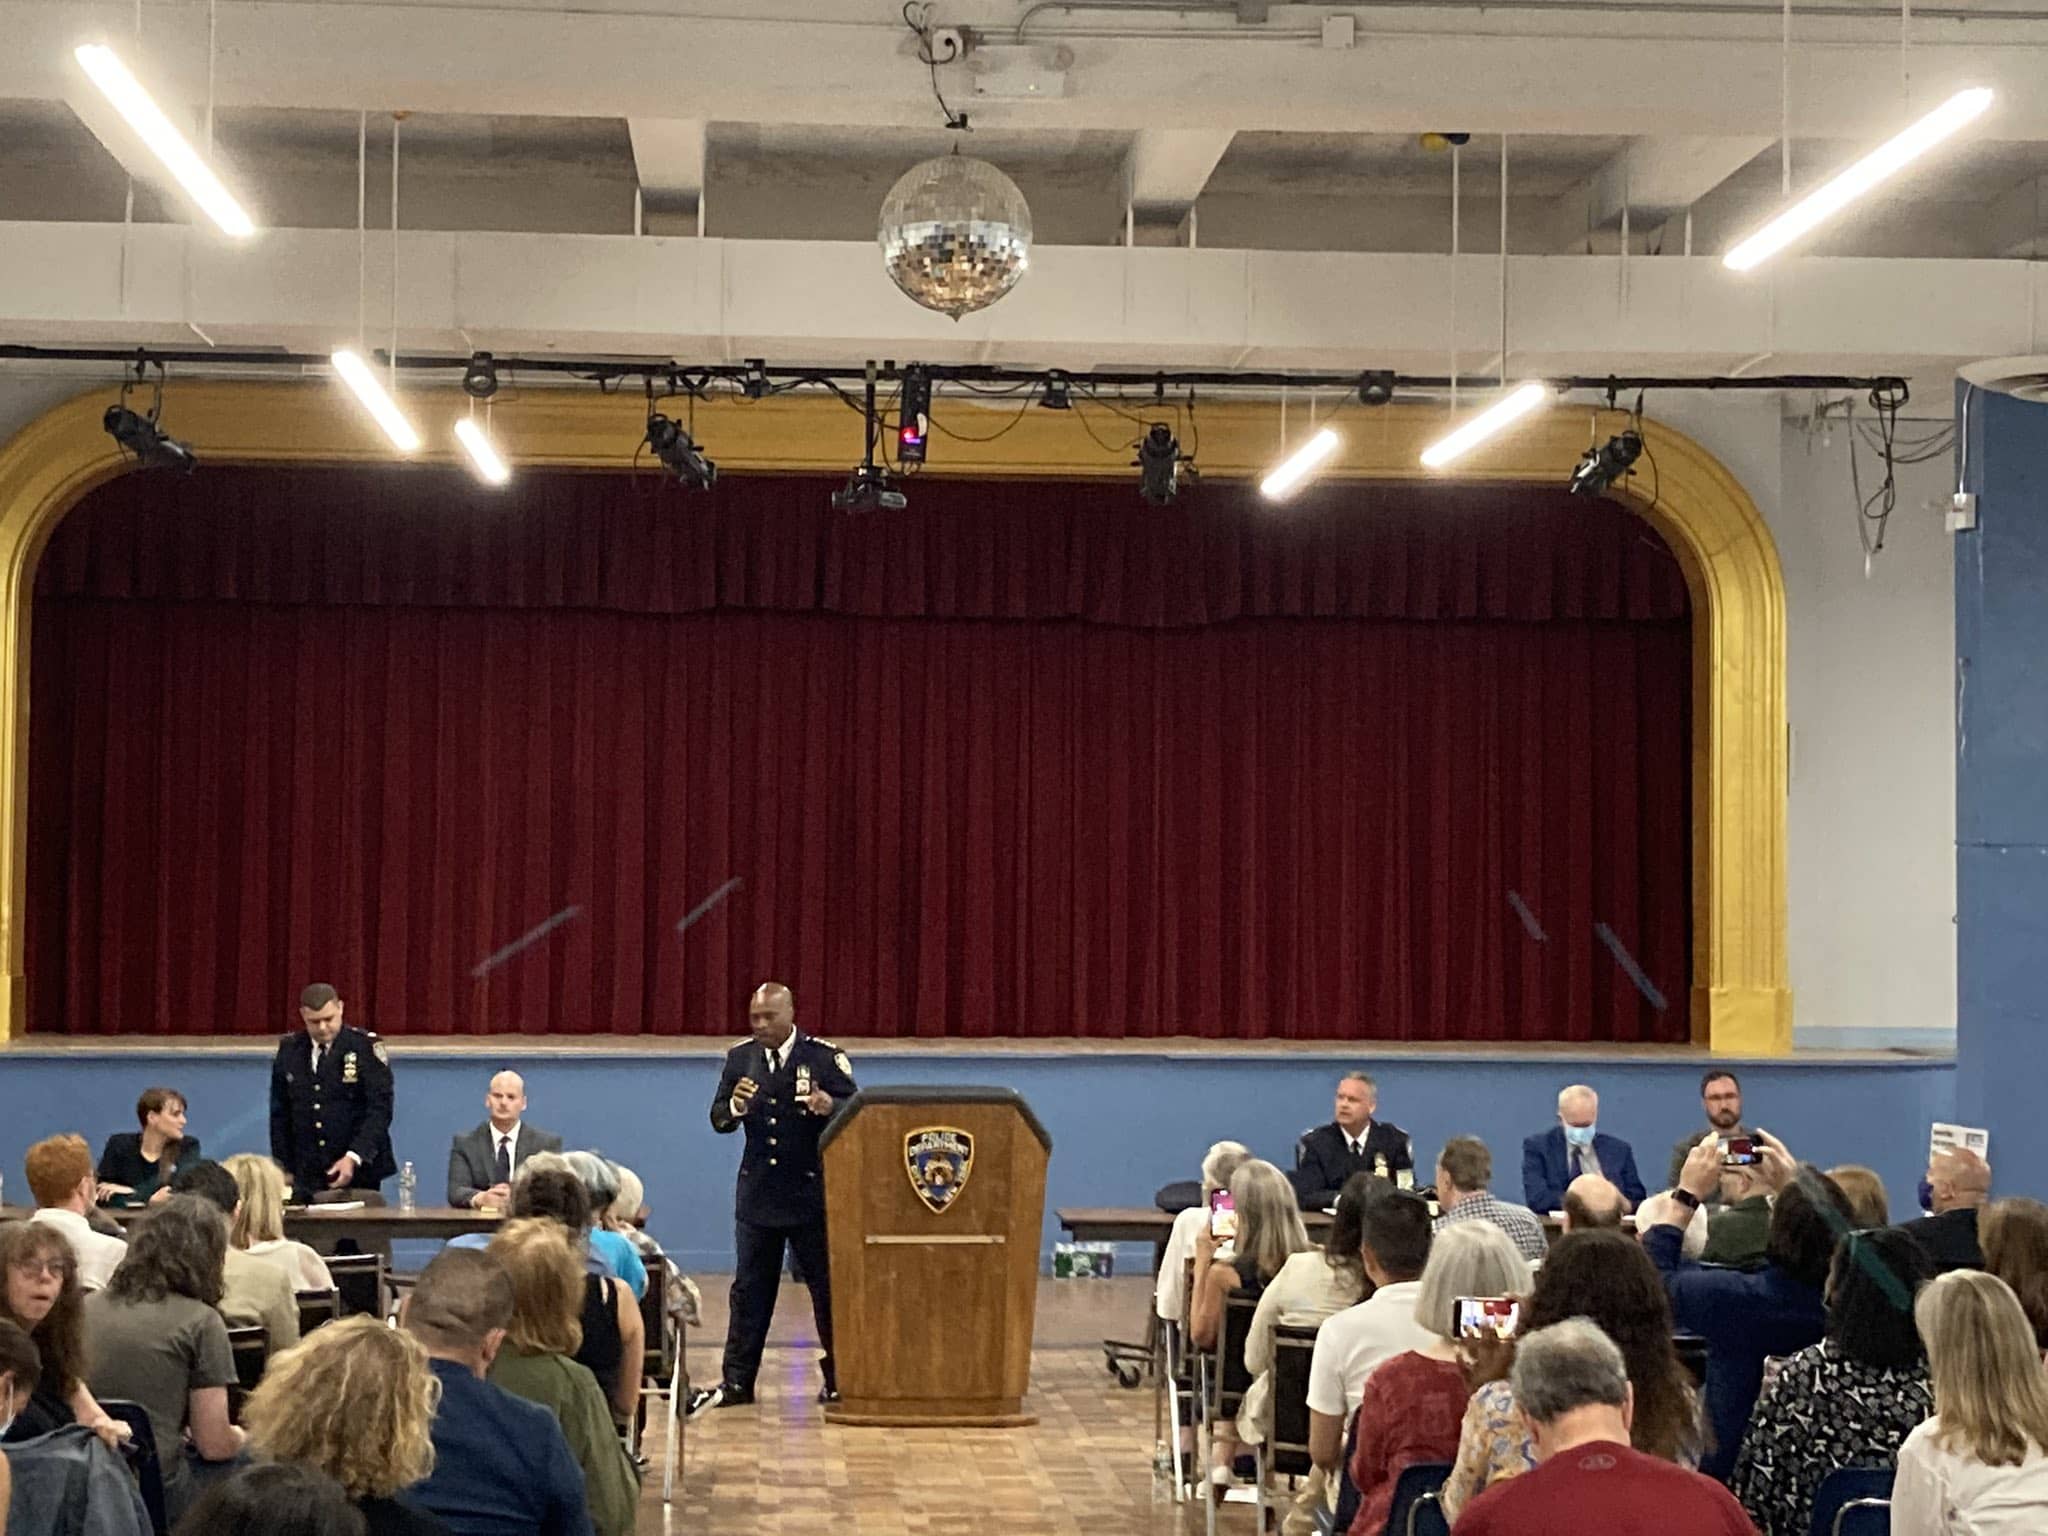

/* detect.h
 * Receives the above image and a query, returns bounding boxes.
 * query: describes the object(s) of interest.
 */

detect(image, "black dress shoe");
[817,1385,841,1405]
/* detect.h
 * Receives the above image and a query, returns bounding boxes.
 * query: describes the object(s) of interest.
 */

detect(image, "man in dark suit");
[1523,1084,1648,1213]
[447,1071,564,1208]
[689,980,857,1415]
[268,981,396,1197]
[1293,1071,1411,1209]
[1898,1146,1990,1272]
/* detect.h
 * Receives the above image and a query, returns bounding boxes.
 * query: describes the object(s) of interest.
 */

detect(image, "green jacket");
[1701,1193,1772,1268]
[489,1347,640,1536]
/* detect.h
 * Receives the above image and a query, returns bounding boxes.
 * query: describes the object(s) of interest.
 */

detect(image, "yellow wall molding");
[0,381,1790,1049]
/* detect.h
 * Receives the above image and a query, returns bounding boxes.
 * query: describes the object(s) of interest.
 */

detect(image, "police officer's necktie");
[311,1045,324,1076]
[495,1134,512,1186]
[765,1047,781,1076]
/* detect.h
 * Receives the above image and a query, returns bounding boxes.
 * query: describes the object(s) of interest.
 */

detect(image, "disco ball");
[878,153,1033,321]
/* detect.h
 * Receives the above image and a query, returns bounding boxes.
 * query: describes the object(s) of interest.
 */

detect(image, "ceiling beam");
[1545,137,1774,252]
[1119,128,1234,244]
[627,118,706,236]
[1983,173,2048,258]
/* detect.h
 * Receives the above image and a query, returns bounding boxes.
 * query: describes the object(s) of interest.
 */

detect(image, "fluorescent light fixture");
[330,349,421,452]
[1261,426,1342,500]
[72,43,256,238]
[453,417,511,485]
[1420,382,1550,468]
[1724,87,1994,272]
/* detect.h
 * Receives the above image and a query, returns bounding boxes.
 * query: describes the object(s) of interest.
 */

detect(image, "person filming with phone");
[1645,1127,1856,1483]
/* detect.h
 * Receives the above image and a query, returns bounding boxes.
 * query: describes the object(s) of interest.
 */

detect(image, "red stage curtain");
[27,467,1690,1041]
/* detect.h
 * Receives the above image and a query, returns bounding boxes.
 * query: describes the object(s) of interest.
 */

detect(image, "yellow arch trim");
[0,382,1789,1050]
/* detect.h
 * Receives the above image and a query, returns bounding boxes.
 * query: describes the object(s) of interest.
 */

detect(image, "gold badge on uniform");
[342,1051,359,1084]
[904,1126,973,1214]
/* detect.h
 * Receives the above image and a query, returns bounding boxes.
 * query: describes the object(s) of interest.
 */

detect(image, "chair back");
[326,1251,386,1317]
[1673,1332,1709,1387]
[225,1324,268,1421]
[295,1285,341,1337]
[1268,1322,1319,1477]
[639,1252,674,1382]
[1204,1290,1259,1420]
[1380,1461,1452,1536]
[1835,1501,1890,1536]
[100,1398,168,1535]
[1810,1468,1895,1536]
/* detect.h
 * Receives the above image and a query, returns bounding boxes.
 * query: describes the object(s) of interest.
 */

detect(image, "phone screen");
[1454,1296,1520,1341]
[1720,1136,1761,1167]
[1208,1190,1238,1241]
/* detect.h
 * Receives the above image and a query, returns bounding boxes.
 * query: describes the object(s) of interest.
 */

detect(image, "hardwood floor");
[639,1276,1209,1535]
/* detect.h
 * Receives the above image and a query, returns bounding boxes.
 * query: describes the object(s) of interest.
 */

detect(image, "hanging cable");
[356,112,367,350]
[1499,134,1510,388]
[1782,0,1793,195]
[390,112,403,393]
[1450,141,1461,412]
[903,3,970,131]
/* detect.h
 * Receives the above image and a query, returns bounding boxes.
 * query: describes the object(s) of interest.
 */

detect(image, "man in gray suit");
[447,1071,563,1208]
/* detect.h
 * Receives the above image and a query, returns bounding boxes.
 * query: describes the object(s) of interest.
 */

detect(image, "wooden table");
[3,1203,501,1243]
[1054,1205,1335,1248]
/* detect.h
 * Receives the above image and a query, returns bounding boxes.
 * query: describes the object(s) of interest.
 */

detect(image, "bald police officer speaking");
[268,982,396,1198]
[689,980,857,1415]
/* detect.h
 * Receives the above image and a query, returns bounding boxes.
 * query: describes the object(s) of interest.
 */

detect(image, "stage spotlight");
[1040,371,1073,410]
[1135,422,1189,505]
[897,366,931,466]
[1568,429,1644,497]
[644,411,717,489]
[461,352,499,400]
[832,463,908,513]
[102,402,196,472]
[1358,371,1396,407]
[740,359,771,400]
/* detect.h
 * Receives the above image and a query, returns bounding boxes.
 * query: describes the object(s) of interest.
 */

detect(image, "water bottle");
[398,1161,416,1214]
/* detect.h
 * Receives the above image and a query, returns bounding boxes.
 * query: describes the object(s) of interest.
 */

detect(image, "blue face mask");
[1917,1177,1935,1215]
[1563,1123,1596,1148]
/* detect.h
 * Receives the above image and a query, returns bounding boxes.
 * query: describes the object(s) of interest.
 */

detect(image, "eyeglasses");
[7,1258,72,1280]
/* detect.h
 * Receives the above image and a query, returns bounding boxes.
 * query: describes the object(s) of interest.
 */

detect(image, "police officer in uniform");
[1292,1069,1413,1209]
[689,980,856,1414]
[268,982,397,1199]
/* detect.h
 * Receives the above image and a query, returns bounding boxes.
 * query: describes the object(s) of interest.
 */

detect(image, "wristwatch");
[1672,1188,1703,1212]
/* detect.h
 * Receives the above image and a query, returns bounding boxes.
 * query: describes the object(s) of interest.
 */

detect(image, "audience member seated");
[1563,1174,1626,1232]
[0,1316,38,1449]
[1432,1136,1547,1263]
[485,1220,638,1536]
[448,1072,563,1211]
[1667,1070,1751,1194]
[1442,1229,1703,1521]
[1156,1140,1251,1328]
[171,1159,299,1353]
[222,1153,335,1292]
[1295,1071,1413,1209]
[1646,1130,1853,1483]
[1892,1270,2048,1533]
[23,1134,127,1291]
[1700,1160,1772,1268]
[172,1461,369,1536]
[1730,1226,1937,1536]
[1306,1190,1437,1473]
[401,1248,594,1536]
[1827,1164,1891,1229]
[487,1169,643,1424]
[0,1222,126,1448]
[1636,1190,1708,1260]
[1980,1197,2048,1354]
[96,1087,203,1209]
[1348,1223,1532,1536]
[1451,1318,1759,1536]
[243,1314,451,1535]
[606,1163,696,1330]
[1524,1084,1647,1213]
[1241,1172,1377,1462]
[1191,1158,1310,1493]
[1899,1147,1991,1273]
[84,1195,247,1522]
[527,1154,647,1301]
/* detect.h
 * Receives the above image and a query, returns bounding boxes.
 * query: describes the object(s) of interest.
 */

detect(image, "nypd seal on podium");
[905,1126,973,1213]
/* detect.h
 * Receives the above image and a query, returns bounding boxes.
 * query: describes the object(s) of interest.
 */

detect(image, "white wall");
[0,377,1957,1047]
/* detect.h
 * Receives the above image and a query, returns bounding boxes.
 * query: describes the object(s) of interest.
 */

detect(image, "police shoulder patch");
[371,1038,389,1065]
[835,1051,853,1077]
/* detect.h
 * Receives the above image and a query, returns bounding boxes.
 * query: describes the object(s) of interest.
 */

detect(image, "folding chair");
[295,1286,341,1338]
[326,1251,388,1319]
[1381,1460,1452,1536]
[224,1325,268,1422]
[625,1252,690,1505]
[100,1399,167,1536]
[1811,1467,1895,1536]
[1255,1322,1321,1532]
[1834,1501,1890,1536]
[1162,1256,1199,1502]
[1196,1291,1259,1536]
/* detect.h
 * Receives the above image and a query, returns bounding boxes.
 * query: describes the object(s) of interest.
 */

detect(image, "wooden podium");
[820,1085,1051,1427]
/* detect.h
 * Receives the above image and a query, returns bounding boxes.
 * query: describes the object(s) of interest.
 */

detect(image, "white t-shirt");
[1305,1279,1432,1418]
[29,1208,127,1292]
[1155,1206,1208,1323]
[1892,1417,2048,1536]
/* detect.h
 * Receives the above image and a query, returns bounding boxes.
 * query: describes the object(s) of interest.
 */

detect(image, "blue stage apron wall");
[0,1047,1954,1270]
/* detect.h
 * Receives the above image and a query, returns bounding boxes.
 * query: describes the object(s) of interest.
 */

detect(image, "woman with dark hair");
[1732,1226,1937,1535]
[1441,1228,1703,1520]
[171,1463,367,1536]
[84,1195,246,1520]
[96,1086,203,1207]
[0,1222,126,1447]
[1980,1197,2048,1355]
[1646,1129,1856,1482]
